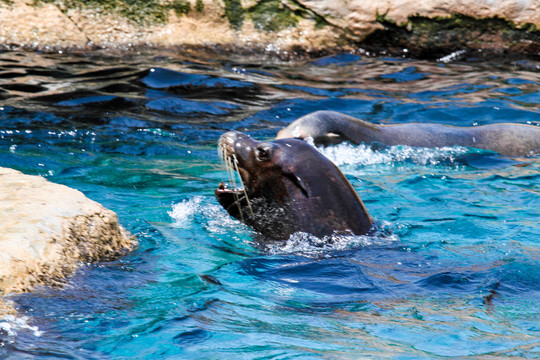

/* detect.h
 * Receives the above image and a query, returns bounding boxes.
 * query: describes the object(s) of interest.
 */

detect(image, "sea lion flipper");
[284,172,309,197]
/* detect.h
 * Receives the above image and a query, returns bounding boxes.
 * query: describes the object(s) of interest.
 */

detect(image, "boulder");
[0,167,135,298]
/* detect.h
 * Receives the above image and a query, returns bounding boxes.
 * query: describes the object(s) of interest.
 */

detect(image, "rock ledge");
[0,167,135,297]
[0,0,539,59]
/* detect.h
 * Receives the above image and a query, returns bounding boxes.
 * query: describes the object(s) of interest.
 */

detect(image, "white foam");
[169,196,248,235]
[169,196,400,255]
[310,140,468,167]
[168,196,204,226]
[0,315,43,337]
[437,49,467,63]
[265,224,399,256]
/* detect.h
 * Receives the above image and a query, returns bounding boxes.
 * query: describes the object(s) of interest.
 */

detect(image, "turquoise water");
[1,51,539,359]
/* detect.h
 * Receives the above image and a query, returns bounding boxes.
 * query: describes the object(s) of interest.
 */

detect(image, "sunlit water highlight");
[0,50,539,359]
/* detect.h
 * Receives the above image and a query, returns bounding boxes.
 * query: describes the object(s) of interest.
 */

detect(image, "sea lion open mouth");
[215,131,373,240]
[216,132,254,221]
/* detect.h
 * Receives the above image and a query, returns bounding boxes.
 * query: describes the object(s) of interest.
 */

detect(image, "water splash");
[263,223,399,256]
[169,196,247,235]
[168,196,205,226]
[0,315,43,338]
[308,138,469,166]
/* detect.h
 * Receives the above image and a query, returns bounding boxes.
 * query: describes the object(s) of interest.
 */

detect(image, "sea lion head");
[215,131,372,240]
[276,111,344,145]
[276,110,380,146]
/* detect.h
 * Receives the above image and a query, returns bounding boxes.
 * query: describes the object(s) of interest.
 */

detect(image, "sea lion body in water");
[276,111,540,157]
[215,131,372,240]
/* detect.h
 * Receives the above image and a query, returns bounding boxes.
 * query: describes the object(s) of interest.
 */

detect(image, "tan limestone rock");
[0,0,539,57]
[0,167,135,297]
[295,0,540,41]
[0,0,88,49]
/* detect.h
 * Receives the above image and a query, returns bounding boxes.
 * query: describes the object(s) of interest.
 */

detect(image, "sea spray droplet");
[169,196,204,226]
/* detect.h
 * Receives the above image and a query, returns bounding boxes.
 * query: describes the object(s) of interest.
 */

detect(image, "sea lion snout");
[219,131,243,157]
[219,130,247,143]
[218,131,256,168]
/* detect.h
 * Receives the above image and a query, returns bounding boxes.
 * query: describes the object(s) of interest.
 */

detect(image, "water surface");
[0,50,539,359]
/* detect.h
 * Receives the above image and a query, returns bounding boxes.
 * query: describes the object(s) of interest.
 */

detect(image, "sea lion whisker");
[223,152,232,186]
[228,153,244,222]
[222,148,236,189]
[224,153,232,184]
[228,154,239,190]
[219,145,245,222]
[233,156,254,215]
[218,144,224,161]
[228,193,248,210]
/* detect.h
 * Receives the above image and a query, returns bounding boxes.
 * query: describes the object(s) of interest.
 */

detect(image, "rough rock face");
[0,167,135,296]
[0,0,539,58]
[295,0,540,35]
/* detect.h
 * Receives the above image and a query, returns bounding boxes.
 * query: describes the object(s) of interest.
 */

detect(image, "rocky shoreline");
[0,0,539,59]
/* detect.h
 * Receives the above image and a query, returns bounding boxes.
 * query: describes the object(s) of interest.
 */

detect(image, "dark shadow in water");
[215,240,540,312]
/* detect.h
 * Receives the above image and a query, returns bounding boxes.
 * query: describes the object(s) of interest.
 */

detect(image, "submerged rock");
[0,167,135,299]
[0,0,539,58]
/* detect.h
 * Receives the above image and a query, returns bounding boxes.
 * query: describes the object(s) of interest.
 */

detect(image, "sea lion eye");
[256,144,272,162]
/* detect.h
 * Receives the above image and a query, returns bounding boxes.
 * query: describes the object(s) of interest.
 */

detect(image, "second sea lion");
[276,111,540,157]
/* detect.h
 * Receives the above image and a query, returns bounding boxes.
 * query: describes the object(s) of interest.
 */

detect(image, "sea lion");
[215,131,372,240]
[276,111,540,157]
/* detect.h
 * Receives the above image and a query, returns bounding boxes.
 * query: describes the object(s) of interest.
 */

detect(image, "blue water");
[1,51,539,359]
